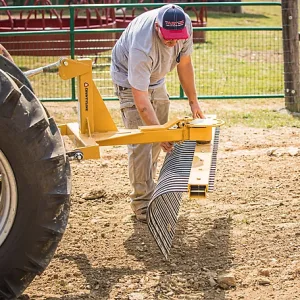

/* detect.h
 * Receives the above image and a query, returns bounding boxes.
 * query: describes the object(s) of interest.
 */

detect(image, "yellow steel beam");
[75,146,101,160]
[57,58,223,162]
[188,126,217,199]
[95,124,212,146]
[59,123,100,159]
[58,58,117,135]
[59,118,216,149]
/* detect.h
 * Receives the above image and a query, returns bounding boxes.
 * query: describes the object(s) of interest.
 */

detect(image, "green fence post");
[70,6,76,101]
[180,85,184,99]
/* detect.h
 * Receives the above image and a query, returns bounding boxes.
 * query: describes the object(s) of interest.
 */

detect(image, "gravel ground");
[20,102,300,300]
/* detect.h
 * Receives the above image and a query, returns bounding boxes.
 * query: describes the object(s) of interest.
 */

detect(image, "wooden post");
[281,0,300,113]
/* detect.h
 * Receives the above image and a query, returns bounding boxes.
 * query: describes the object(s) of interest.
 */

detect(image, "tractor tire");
[0,68,71,299]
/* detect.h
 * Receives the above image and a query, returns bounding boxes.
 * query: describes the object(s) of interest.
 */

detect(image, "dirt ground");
[21,101,300,300]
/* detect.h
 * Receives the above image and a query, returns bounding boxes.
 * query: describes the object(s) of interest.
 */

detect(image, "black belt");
[118,85,129,91]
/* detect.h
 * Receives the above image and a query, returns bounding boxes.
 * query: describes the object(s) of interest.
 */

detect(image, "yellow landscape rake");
[0,54,223,298]
[26,57,223,257]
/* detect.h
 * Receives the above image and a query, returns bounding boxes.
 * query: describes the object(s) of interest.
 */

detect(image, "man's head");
[156,4,189,43]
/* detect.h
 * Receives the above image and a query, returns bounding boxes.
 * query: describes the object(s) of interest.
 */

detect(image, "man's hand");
[189,100,205,119]
[0,44,14,62]
[160,142,174,153]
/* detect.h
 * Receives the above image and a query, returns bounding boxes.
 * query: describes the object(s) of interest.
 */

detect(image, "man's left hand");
[190,101,205,119]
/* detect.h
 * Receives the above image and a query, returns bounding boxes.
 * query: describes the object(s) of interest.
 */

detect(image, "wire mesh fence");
[167,28,283,99]
[0,2,285,102]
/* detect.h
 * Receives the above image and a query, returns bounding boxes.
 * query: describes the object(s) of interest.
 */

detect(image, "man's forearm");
[131,87,160,125]
[177,57,197,104]
[177,55,205,119]
[131,87,173,152]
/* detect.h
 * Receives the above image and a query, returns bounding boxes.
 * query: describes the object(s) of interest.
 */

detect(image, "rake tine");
[208,127,220,192]
[147,141,196,259]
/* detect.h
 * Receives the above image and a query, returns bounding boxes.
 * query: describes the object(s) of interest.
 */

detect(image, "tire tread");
[0,63,70,299]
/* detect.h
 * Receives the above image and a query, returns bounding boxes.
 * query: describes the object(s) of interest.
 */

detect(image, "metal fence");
[0,2,283,101]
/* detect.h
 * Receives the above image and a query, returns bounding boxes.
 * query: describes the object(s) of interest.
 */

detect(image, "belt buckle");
[119,86,128,92]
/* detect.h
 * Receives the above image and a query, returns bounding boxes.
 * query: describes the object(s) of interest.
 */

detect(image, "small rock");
[81,189,106,200]
[136,246,144,252]
[259,269,270,277]
[208,277,217,287]
[288,147,299,156]
[274,149,285,157]
[224,142,234,151]
[101,160,109,167]
[269,258,278,266]
[217,273,236,289]
[128,292,145,300]
[258,278,271,285]
[59,279,66,286]
[267,148,277,156]
[206,242,216,249]
[293,263,300,277]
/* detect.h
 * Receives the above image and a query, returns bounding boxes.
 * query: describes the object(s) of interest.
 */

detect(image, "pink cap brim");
[160,27,189,40]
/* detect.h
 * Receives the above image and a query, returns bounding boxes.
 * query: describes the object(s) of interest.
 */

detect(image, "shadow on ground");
[41,215,232,300]
[126,216,232,299]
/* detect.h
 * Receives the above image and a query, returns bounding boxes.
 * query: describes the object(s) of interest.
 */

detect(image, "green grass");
[167,99,300,128]
[111,104,300,129]
[218,109,300,128]
[141,2,284,98]
[47,97,300,130]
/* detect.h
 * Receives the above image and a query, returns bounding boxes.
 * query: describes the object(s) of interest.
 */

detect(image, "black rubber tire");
[0,56,33,92]
[0,55,50,118]
[0,69,71,299]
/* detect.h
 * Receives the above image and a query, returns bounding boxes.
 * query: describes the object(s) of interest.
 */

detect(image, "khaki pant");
[114,84,170,213]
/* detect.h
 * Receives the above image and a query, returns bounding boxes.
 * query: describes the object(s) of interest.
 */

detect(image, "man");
[110,4,205,222]
[0,44,14,62]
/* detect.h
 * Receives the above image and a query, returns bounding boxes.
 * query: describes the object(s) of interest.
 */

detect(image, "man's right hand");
[160,142,174,153]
